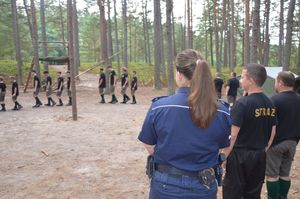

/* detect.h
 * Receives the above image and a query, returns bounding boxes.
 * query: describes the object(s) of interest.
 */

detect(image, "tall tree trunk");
[219,0,227,68]
[58,0,66,50]
[107,0,113,60]
[203,4,208,60]
[11,0,23,84]
[251,0,260,63]
[122,0,128,68]
[23,0,34,49]
[154,0,162,89]
[229,0,235,71]
[142,0,148,63]
[40,0,48,71]
[278,0,284,66]
[207,0,214,66]
[172,11,176,56]
[297,12,300,72]
[145,0,152,64]
[262,0,270,66]
[113,0,121,75]
[244,0,250,65]
[283,0,296,71]
[30,0,40,75]
[186,0,193,48]
[213,0,220,72]
[166,0,175,94]
[97,0,108,65]
[160,22,166,82]
[73,0,80,75]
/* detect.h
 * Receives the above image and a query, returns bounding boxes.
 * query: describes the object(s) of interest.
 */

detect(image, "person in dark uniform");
[11,76,22,110]
[66,71,72,106]
[214,72,224,99]
[294,76,300,94]
[32,70,43,108]
[108,66,118,104]
[98,68,106,103]
[222,63,277,199]
[121,67,130,104]
[266,71,300,199]
[130,71,138,104]
[56,71,64,106]
[226,72,240,106]
[43,71,56,107]
[138,49,231,199]
[0,77,6,111]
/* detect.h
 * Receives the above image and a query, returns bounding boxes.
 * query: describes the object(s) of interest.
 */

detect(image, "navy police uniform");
[138,87,231,199]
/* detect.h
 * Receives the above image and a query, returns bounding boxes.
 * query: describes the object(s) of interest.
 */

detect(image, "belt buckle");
[198,168,215,189]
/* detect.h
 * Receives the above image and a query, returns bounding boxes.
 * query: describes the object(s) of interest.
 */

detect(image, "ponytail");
[188,60,217,128]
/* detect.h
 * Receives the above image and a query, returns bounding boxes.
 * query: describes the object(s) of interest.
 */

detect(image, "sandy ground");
[0,70,299,199]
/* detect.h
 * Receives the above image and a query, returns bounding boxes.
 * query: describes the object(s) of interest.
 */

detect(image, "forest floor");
[0,67,299,199]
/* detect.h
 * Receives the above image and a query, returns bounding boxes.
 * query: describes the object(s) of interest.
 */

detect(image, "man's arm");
[123,77,128,88]
[266,125,276,151]
[222,125,240,158]
[143,143,155,155]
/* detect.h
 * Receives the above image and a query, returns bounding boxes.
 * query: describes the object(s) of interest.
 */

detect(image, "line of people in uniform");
[138,49,300,199]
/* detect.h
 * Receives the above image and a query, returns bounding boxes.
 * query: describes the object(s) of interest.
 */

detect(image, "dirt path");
[0,70,299,199]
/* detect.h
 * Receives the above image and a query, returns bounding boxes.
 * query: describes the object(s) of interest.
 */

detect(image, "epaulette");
[217,99,230,109]
[152,96,168,103]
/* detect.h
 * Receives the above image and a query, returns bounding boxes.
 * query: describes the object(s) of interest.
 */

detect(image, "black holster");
[146,155,155,179]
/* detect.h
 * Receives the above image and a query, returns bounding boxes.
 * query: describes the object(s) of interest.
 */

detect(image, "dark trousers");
[223,148,266,199]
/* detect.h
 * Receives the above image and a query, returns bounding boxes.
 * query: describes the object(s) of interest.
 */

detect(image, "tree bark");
[207,0,214,66]
[73,0,80,75]
[283,0,296,71]
[122,0,128,68]
[278,0,284,66]
[229,0,235,71]
[107,0,113,60]
[11,0,23,84]
[145,0,152,64]
[262,0,270,66]
[166,0,175,95]
[251,0,260,63]
[30,0,40,75]
[58,0,66,50]
[113,0,121,76]
[243,0,250,65]
[40,0,48,71]
[213,0,220,72]
[153,0,162,89]
[97,0,108,66]
[23,0,34,50]
[219,0,227,68]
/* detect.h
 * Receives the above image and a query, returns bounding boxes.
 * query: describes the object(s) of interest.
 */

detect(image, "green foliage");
[0,60,30,79]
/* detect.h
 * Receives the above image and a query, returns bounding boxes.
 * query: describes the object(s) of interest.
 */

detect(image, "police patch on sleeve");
[152,96,168,102]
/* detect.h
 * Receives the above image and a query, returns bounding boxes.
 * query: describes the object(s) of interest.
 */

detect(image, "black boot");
[111,95,118,104]
[121,95,126,104]
[50,98,56,107]
[57,99,63,106]
[125,94,130,102]
[12,102,18,110]
[33,97,41,107]
[16,101,23,109]
[131,95,136,104]
[37,97,43,106]
[45,98,51,106]
[100,94,105,103]
[1,104,6,111]
[66,97,72,106]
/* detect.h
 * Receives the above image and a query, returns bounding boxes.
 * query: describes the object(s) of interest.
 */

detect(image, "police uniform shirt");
[99,72,106,88]
[227,78,240,96]
[67,77,71,90]
[131,76,138,90]
[214,78,224,93]
[110,70,116,86]
[271,91,300,146]
[231,93,276,149]
[138,87,231,171]
[57,77,64,90]
[0,82,6,92]
[34,75,41,88]
[121,72,128,86]
[12,81,19,96]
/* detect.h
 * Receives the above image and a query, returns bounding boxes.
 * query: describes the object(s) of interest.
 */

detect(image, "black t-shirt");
[131,76,138,90]
[34,75,41,88]
[0,82,6,92]
[12,81,19,96]
[121,72,128,86]
[214,78,224,93]
[227,77,240,97]
[271,91,300,145]
[67,77,71,90]
[99,72,106,88]
[231,93,276,149]
[57,77,64,90]
[110,70,116,86]
[46,76,52,86]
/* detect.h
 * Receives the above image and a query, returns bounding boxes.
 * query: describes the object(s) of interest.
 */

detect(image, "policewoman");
[138,49,231,199]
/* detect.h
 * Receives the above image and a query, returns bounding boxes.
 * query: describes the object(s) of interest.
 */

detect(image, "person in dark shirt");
[98,68,106,103]
[43,71,56,107]
[214,72,224,99]
[121,67,130,104]
[226,72,240,106]
[222,63,276,199]
[266,72,300,199]
[130,71,138,104]
[56,71,64,106]
[0,77,6,111]
[32,70,43,108]
[108,66,118,104]
[11,76,22,110]
[66,71,72,106]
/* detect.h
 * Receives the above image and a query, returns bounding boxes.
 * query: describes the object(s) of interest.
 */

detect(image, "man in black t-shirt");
[11,76,22,110]
[108,66,118,104]
[222,64,276,199]
[66,71,72,106]
[226,72,240,106]
[98,68,106,103]
[120,67,130,104]
[214,72,224,99]
[0,77,6,111]
[56,71,64,106]
[266,72,300,199]
[130,71,138,104]
[32,70,43,108]
[43,71,56,107]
